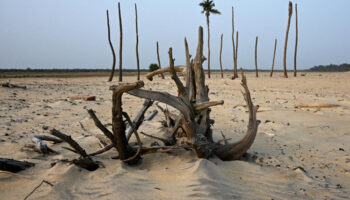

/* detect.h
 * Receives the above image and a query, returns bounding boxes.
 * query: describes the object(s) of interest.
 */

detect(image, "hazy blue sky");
[0,0,349,70]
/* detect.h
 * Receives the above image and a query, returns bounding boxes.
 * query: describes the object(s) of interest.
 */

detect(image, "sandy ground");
[0,72,349,199]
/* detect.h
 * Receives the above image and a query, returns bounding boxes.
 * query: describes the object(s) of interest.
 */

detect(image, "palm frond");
[210,9,221,15]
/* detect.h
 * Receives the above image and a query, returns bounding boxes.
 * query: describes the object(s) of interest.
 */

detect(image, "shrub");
[149,63,159,72]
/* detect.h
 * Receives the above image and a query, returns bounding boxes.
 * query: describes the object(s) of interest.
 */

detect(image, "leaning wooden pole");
[232,7,238,78]
[255,36,259,77]
[156,42,164,79]
[283,1,293,78]
[118,2,123,82]
[270,39,277,77]
[107,10,116,82]
[219,34,223,78]
[294,3,298,77]
[135,3,140,80]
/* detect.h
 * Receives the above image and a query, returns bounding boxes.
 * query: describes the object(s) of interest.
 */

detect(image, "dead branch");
[0,158,35,173]
[145,66,183,81]
[24,180,54,200]
[121,112,142,163]
[88,144,113,156]
[213,70,260,160]
[144,109,158,121]
[33,135,62,144]
[88,109,114,144]
[126,99,153,141]
[69,96,96,101]
[169,48,187,97]
[294,104,339,109]
[193,100,224,113]
[50,129,88,157]
[50,129,99,171]
[0,82,26,89]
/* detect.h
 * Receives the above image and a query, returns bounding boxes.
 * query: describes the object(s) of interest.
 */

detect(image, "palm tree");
[199,0,221,79]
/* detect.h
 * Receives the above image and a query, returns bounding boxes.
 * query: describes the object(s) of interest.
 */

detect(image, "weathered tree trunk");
[294,3,298,77]
[156,41,164,79]
[270,39,277,77]
[107,10,116,82]
[110,81,144,164]
[232,7,238,78]
[255,36,259,77]
[283,2,293,78]
[118,2,123,82]
[235,31,239,73]
[206,15,211,78]
[219,34,223,78]
[135,3,140,80]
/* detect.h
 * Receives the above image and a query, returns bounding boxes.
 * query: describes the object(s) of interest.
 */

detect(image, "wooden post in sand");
[156,42,164,79]
[270,39,277,77]
[118,2,123,82]
[255,36,259,77]
[135,3,140,80]
[235,31,239,73]
[107,10,116,82]
[283,2,293,78]
[219,34,223,78]
[232,7,238,79]
[294,3,298,77]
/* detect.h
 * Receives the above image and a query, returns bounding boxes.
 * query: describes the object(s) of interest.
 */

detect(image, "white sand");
[0,72,349,199]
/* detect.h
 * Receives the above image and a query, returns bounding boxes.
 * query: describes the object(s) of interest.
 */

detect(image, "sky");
[0,0,349,70]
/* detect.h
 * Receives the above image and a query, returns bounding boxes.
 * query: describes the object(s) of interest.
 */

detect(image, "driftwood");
[294,104,339,109]
[50,26,259,167]
[126,99,153,140]
[0,82,26,89]
[126,26,259,160]
[69,96,96,101]
[50,129,99,171]
[145,110,158,121]
[0,158,35,173]
[146,66,183,81]
[110,81,144,164]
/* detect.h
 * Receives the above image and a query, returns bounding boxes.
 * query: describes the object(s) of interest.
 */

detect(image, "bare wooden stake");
[294,3,298,77]
[270,39,277,77]
[219,34,224,78]
[283,1,293,78]
[135,3,140,80]
[255,36,259,78]
[156,41,164,79]
[106,10,117,82]
[118,2,123,82]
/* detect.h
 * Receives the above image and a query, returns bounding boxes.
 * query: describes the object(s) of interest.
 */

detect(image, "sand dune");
[0,72,349,199]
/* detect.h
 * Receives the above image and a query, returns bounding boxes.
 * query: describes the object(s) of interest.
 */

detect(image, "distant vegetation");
[149,63,159,72]
[309,64,350,72]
